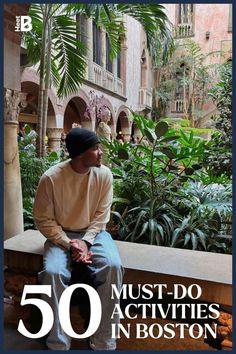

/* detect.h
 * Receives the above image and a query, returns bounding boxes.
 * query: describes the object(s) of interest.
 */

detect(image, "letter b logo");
[20,16,32,32]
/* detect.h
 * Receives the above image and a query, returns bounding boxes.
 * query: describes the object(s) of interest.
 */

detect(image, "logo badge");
[15,16,32,32]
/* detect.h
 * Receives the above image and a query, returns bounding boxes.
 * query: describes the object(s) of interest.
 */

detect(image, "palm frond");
[52,15,87,97]
[22,4,44,65]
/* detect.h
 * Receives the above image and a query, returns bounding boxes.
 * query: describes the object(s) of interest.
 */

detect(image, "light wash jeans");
[38,231,124,350]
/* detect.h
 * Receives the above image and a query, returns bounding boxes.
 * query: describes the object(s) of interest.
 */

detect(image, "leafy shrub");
[104,113,232,254]
[19,126,62,229]
[160,117,191,127]
[203,62,232,177]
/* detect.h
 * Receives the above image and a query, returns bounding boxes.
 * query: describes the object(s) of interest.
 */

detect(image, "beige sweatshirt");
[33,160,113,249]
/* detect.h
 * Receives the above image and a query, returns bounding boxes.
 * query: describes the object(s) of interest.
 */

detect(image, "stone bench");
[4,229,232,350]
[4,229,232,307]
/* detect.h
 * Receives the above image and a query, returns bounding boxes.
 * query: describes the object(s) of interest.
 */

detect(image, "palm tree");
[23,4,87,156]
[23,3,173,157]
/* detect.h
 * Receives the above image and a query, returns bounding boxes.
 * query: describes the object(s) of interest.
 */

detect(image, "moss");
[160,118,215,138]
[160,117,190,127]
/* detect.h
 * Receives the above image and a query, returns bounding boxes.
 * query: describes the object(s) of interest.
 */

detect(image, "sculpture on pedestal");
[85,91,112,165]
[96,106,112,141]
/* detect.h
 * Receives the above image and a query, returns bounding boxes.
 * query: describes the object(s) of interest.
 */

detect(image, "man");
[33,127,124,350]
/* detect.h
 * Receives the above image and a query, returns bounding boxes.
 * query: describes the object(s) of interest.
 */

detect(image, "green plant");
[117,199,178,246]
[195,170,231,185]
[176,181,232,249]
[104,114,231,254]
[19,126,61,229]
[155,40,221,127]
[177,181,232,217]
[105,114,208,245]
[160,117,191,127]
[206,234,232,254]
[24,4,87,156]
[203,62,232,177]
[24,3,173,157]
[170,210,219,251]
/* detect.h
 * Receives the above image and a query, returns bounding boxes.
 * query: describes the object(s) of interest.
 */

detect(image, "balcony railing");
[174,99,184,112]
[104,71,114,91]
[139,88,152,109]
[174,23,194,38]
[91,62,125,96]
[93,63,103,86]
[116,78,124,96]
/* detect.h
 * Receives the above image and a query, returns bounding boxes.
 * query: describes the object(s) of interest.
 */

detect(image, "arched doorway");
[20,81,56,130]
[64,97,88,132]
[116,111,131,142]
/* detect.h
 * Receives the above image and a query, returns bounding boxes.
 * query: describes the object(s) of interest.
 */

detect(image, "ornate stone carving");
[4,88,27,122]
[47,128,63,152]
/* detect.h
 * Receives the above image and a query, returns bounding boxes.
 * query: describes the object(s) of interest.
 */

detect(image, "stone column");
[101,28,107,87]
[113,58,118,93]
[120,37,128,96]
[4,89,26,240]
[87,18,94,82]
[47,128,63,152]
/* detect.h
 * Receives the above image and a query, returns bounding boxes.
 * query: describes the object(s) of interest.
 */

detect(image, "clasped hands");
[70,239,93,264]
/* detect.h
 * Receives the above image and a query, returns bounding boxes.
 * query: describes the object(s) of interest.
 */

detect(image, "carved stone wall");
[4,89,27,239]
[4,4,30,239]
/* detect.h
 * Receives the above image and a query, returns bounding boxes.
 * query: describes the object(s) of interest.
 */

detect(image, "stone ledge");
[4,229,232,307]
[4,229,232,283]
[116,237,232,285]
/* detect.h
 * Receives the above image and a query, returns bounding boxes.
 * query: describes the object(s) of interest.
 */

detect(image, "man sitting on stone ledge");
[33,127,124,350]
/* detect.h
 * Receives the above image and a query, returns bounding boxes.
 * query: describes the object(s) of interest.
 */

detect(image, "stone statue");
[96,107,112,166]
[96,107,111,141]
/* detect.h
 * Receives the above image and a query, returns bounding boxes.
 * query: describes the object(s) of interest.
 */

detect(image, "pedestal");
[47,128,63,152]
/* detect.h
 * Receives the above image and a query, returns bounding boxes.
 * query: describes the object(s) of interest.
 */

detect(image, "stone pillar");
[113,58,118,93]
[101,28,107,87]
[87,18,94,82]
[120,37,128,96]
[4,89,27,240]
[47,128,63,152]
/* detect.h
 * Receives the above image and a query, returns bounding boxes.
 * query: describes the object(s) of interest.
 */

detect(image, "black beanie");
[65,128,100,159]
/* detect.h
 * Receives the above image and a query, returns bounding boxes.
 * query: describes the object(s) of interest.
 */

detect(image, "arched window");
[176,4,194,37]
[178,4,193,24]
[174,63,189,112]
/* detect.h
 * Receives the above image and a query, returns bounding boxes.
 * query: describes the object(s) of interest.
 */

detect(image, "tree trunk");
[41,15,52,156]
[183,65,188,117]
[36,23,46,157]
[36,4,51,157]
